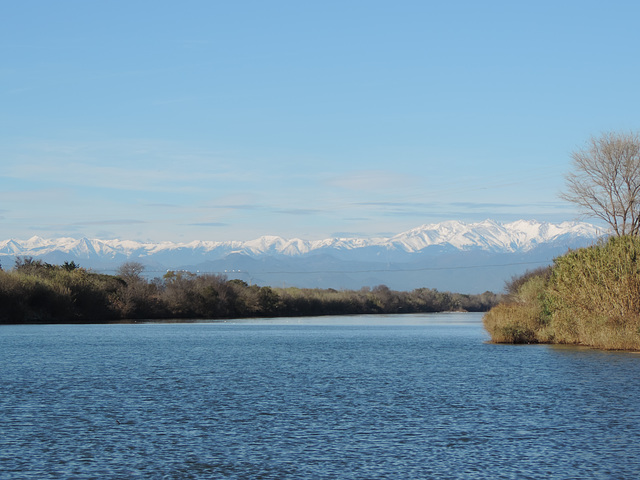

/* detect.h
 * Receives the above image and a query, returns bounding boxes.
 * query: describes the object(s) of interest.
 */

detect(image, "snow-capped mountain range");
[1,220,601,258]
[0,220,603,293]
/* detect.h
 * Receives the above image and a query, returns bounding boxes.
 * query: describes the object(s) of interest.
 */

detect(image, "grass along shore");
[483,235,640,351]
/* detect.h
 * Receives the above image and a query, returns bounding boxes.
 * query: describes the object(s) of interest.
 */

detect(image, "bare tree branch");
[560,131,640,237]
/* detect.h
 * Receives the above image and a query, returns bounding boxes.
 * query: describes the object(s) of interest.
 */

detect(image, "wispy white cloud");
[145,203,184,209]
[188,222,229,227]
[72,219,147,226]
[325,170,418,191]
[277,208,326,216]
[2,139,269,194]
[200,203,265,212]
[0,188,73,203]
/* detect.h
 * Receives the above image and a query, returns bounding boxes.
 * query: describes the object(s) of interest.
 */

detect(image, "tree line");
[0,258,501,324]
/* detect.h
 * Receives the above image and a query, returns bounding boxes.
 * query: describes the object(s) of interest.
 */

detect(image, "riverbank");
[483,235,640,351]
[0,259,501,324]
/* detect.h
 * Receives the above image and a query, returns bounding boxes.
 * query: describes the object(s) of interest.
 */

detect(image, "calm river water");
[2,313,640,479]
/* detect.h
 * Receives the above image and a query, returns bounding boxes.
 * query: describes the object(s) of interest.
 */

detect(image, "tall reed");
[483,236,640,351]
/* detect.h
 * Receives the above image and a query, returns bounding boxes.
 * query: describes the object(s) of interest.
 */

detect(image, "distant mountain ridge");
[0,220,604,293]
[1,219,601,258]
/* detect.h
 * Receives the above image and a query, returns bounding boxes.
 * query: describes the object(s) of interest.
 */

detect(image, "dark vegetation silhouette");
[0,258,501,324]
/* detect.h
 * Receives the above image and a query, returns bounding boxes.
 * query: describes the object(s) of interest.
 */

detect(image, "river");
[1,313,639,479]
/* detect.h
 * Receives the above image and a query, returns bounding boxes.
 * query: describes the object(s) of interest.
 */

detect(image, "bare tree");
[561,131,640,236]
[117,261,145,282]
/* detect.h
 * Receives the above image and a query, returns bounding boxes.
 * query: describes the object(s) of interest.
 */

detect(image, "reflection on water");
[1,313,639,479]
[212,311,481,326]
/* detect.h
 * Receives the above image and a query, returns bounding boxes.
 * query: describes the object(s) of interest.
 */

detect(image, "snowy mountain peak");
[0,219,602,264]
[388,219,600,253]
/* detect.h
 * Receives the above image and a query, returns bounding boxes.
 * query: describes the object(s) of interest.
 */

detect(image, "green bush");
[484,236,640,350]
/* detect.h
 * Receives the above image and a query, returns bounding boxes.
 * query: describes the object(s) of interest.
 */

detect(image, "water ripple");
[2,314,640,479]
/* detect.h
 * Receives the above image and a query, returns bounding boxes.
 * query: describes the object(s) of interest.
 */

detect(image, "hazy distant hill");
[0,220,603,293]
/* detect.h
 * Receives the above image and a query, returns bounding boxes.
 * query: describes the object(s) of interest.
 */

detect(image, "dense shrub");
[483,274,551,344]
[0,259,503,324]
[484,236,640,350]
[0,264,121,323]
[504,265,552,297]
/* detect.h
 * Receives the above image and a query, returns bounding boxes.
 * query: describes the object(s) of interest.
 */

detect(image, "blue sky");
[2,1,639,242]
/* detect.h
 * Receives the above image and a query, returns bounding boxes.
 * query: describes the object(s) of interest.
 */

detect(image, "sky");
[2,0,639,243]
